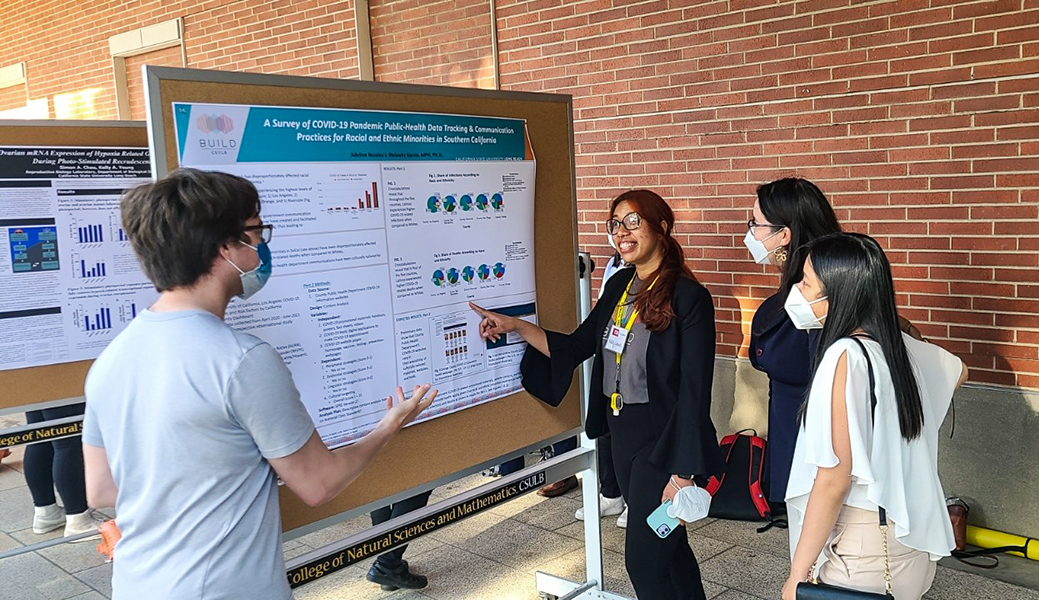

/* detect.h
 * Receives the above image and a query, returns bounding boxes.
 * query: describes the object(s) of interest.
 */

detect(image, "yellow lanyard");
[610,275,655,415]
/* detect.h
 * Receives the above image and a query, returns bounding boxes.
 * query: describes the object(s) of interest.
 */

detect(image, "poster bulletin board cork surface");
[144,67,582,533]
[0,120,148,410]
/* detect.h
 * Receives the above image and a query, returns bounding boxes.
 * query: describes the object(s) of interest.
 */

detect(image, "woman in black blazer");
[472,190,722,600]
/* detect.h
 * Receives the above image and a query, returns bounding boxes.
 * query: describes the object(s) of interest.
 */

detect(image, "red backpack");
[705,430,786,532]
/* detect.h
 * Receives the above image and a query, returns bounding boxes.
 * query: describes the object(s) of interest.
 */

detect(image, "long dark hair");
[610,190,693,332]
[803,233,924,441]
[757,177,841,294]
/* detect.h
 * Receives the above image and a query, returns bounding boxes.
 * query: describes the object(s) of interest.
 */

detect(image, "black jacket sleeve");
[521,268,633,406]
[648,280,723,477]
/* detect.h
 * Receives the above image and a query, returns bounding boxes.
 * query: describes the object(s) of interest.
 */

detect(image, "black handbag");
[796,337,894,600]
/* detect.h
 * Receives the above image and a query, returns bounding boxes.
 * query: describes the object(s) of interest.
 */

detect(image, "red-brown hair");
[610,190,694,332]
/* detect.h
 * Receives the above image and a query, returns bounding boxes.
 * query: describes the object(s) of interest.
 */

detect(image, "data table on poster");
[0,147,153,372]
[175,102,538,447]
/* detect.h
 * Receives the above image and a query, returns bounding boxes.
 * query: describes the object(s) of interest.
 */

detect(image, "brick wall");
[0,0,360,120]
[2,0,1037,388]
[371,0,496,89]
[126,46,185,121]
[0,82,27,113]
[495,0,1039,389]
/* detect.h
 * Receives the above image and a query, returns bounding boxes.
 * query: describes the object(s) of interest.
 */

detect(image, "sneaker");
[64,509,106,539]
[0,448,11,465]
[616,507,628,529]
[575,494,626,520]
[33,504,65,534]
[480,466,500,477]
[366,560,427,591]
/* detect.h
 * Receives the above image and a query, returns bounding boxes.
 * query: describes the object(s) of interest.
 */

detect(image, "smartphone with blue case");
[646,500,681,538]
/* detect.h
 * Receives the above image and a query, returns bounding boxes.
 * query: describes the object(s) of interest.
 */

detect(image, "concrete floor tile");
[0,552,92,599]
[0,464,27,491]
[457,517,583,573]
[69,592,107,600]
[695,517,791,559]
[0,530,21,553]
[531,546,636,598]
[38,539,109,574]
[74,561,113,597]
[923,564,1039,600]
[699,545,790,599]
[395,545,534,600]
[554,519,629,555]
[0,486,35,534]
[508,495,582,532]
[428,510,507,545]
[712,589,767,600]
[9,525,62,546]
[689,532,736,562]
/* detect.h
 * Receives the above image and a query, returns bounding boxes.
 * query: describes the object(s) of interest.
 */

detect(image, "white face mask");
[226,241,272,301]
[784,285,828,330]
[666,485,713,524]
[743,229,782,265]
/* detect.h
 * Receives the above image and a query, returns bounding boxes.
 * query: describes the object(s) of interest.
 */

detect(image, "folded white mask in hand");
[666,484,713,523]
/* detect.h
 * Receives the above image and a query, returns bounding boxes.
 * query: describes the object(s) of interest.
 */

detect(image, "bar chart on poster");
[174,102,538,448]
[0,146,153,371]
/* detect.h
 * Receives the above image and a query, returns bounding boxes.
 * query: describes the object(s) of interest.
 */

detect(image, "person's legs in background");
[575,434,627,526]
[538,436,579,497]
[23,403,98,536]
[366,490,434,590]
[497,455,524,476]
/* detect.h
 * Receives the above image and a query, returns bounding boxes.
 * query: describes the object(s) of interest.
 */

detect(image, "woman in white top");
[780,233,968,600]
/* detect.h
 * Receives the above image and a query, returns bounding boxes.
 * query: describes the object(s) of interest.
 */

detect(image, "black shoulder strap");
[848,336,888,528]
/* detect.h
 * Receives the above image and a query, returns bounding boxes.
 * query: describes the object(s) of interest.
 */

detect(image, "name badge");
[605,324,630,354]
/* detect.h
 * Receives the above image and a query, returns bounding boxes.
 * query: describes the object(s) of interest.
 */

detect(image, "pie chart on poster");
[443,195,457,212]
[427,196,440,213]
[476,194,489,210]
[447,267,460,284]
[491,193,504,210]
[431,269,446,286]
[462,265,475,282]
[460,194,473,211]
[477,264,490,280]
[493,262,505,278]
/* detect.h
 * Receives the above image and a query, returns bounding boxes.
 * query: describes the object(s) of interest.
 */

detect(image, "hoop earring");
[774,246,788,264]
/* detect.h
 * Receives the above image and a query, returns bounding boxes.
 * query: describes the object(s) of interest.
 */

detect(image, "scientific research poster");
[0,147,153,372]
[175,102,537,447]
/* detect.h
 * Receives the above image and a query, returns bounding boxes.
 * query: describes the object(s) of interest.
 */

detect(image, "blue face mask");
[227,241,272,300]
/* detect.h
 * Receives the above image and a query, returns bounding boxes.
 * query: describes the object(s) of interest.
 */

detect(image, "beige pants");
[818,506,937,600]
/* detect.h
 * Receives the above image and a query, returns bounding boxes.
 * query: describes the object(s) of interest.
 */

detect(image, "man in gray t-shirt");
[83,169,435,600]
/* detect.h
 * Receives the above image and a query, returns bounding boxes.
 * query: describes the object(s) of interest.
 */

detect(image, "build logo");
[196,114,234,134]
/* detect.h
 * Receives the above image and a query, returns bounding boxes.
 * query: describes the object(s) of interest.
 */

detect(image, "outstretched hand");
[469,302,517,343]
[383,384,437,431]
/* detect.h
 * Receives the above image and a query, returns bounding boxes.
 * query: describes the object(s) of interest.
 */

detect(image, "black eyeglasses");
[606,211,642,235]
[244,224,274,244]
[747,218,782,231]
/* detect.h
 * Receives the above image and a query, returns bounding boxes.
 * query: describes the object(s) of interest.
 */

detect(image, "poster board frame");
[143,66,583,533]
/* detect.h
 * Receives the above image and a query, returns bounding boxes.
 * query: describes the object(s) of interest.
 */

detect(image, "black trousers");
[23,403,88,514]
[597,434,621,499]
[370,490,433,568]
[610,404,706,600]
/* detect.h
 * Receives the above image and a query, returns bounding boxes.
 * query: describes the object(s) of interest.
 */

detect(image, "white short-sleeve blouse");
[785,334,962,564]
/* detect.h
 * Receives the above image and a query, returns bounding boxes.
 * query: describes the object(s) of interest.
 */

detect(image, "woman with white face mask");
[781,233,967,600]
[744,178,841,508]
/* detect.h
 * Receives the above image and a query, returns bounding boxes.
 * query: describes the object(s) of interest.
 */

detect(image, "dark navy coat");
[749,292,820,503]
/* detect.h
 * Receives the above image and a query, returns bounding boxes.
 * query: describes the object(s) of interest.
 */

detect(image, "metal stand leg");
[534,252,634,600]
